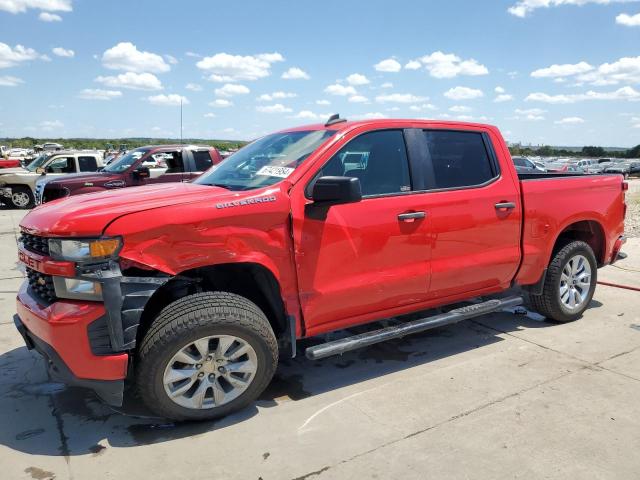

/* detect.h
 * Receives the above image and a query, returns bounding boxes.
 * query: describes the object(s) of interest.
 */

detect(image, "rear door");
[416,129,522,298]
[291,128,432,334]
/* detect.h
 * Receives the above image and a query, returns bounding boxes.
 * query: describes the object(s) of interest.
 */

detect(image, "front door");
[291,129,432,335]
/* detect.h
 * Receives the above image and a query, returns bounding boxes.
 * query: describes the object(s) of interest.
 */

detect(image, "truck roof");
[280,118,498,134]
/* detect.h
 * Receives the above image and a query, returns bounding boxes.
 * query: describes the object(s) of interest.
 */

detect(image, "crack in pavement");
[290,366,582,480]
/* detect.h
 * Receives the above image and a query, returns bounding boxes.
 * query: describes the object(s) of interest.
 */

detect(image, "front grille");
[42,185,69,204]
[19,232,50,256]
[26,267,57,303]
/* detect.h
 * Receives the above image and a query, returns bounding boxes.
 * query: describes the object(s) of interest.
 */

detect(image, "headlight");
[48,237,122,261]
[53,277,103,301]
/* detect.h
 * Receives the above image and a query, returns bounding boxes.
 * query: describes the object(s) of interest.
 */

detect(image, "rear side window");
[423,130,496,189]
[192,150,213,171]
[319,130,411,196]
[46,157,76,174]
[78,156,98,172]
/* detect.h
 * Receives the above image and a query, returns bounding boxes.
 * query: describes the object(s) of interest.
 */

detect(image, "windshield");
[196,130,336,191]
[25,154,50,172]
[104,148,150,173]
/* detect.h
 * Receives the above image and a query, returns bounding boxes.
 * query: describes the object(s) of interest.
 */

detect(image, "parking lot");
[0,181,637,480]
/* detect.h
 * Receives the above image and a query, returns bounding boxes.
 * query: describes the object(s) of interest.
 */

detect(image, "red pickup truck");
[37,144,222,204]
[0,158,22,169]
[13,118,626,421]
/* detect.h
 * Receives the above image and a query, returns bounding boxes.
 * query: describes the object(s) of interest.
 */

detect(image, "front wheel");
[8,186,35,209]
[136,292,278,421]
[529,240,597,322]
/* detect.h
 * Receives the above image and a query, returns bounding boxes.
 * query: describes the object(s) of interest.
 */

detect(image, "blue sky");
[0,0,639,146]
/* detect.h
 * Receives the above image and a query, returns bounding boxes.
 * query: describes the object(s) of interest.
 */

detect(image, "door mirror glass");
[312,176,362,205]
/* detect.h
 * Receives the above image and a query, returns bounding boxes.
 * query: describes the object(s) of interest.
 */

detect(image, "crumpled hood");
[20,182,235,237]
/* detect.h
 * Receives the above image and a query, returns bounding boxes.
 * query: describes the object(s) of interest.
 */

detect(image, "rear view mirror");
[134,166,150,178]
[312,176,362,205]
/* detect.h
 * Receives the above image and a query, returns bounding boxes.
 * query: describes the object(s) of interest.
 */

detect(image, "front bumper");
[1,187,12,198]
[15,284,128,405]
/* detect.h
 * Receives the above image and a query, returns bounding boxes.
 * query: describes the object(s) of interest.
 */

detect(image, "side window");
[164,151,185,173]
[513,157,526,167]
[319,130,411,196]
[78,156,98,172]
[423,130,495,189]
[192,150,213,172]
[46,157,76,173]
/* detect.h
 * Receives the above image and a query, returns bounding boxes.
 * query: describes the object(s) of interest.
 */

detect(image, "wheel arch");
[135,262,288,349]
[551,219,606,266]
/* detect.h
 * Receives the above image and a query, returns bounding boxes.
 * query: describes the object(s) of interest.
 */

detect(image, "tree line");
[2,137,639,159]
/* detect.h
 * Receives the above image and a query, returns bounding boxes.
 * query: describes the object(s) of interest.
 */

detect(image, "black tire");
[135,292,278,421]
[8,185,35,209]
[529,240,597,322]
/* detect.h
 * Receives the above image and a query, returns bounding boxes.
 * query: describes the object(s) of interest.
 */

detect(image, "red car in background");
[0,158,22,169]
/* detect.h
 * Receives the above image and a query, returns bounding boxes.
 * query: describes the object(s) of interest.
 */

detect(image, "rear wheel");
[529,240,597,322]
[8,186,35,209]
[136,292,278,421]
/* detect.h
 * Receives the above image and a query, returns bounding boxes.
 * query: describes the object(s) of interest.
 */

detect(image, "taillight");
[622,181,629,191]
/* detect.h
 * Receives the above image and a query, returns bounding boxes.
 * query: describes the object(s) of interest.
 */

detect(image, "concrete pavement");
[0,208,638,480]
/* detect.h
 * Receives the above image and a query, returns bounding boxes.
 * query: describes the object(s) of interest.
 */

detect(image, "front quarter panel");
[103,184,301,317]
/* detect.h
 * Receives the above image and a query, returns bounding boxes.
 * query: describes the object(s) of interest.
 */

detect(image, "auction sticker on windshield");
[256,166,294,178]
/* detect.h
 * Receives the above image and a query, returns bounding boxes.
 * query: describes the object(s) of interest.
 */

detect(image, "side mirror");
[134,166,150,178]
[311,176,362,205]
[36,167,45,175]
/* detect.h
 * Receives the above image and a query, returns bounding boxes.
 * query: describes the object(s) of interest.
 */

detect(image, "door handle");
[398,211,426,222]
[495,202,516,210]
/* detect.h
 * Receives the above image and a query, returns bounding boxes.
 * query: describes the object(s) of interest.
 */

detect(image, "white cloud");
[0,0,72,14]
[324,84,357,96]
[164,54,178,65]
[197,52,284,81]
[204,112,216,118]
[0,43,43,68]
[281,67,310,80]
[346,73,370,86]
[508,0,635,18]
[555,116,585,124]
[78,88,122,100]
[374,58,401,72]
[38,11,61,21]
[531,61,594,78]
[404,60,421,70]
[185,51,200,58]
[102,42,170,73]
[51,46,74,57]
[185,83,202,91]
[412,51,489,78]
[291,110,323,120]
[495,86,506,93]
[444,86,484,100]
[95,72,163,90]
[495,94,514,102]
[40,119,63,131]
[256,103,292,113]
[409,103,437,111]
[450,105,471,112]
[526,86,640,103]
[147,94,189,106]
[349,95,369,103]
[209,99,233,108]
[381,82,393,88]
[214,83,250,97]
[376,93,428,103]
[257,91,296,101]
[514,108,546,121]
[617,12,640,25]
[0,75,23,86]
[316,99,331,105]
